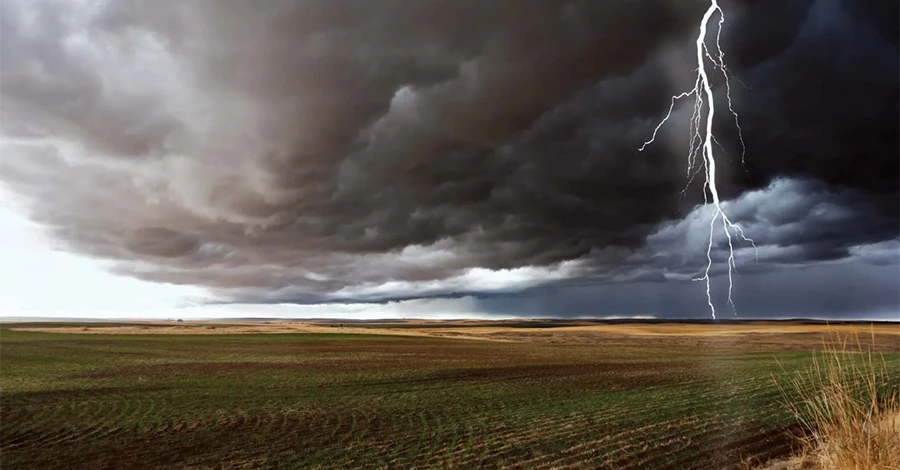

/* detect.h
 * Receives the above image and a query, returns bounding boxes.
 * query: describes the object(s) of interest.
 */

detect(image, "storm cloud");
[1,0,897,316]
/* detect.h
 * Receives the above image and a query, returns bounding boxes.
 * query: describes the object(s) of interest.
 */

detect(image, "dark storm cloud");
[0,0,897,309]
[727,0,899,200]
[471,256,900,319]
[232,178,898,308]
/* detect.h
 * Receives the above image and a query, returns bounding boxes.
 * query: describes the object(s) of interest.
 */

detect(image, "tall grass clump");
[774,333,900,470]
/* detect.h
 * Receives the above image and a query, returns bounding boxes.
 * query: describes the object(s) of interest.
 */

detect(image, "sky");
[0,0,897,320]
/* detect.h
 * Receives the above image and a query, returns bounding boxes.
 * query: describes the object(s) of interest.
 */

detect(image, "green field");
[1,325,898,469]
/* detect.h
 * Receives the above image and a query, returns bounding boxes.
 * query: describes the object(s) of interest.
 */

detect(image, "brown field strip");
[10,320,899,341]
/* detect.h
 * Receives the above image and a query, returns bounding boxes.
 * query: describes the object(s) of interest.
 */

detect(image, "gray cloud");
[472,255,900,319]
[0,0,897,314]
[626,178,897,280]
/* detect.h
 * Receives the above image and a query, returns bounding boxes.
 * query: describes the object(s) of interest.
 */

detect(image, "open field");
[1,321,898,469]
[10,319,900,345]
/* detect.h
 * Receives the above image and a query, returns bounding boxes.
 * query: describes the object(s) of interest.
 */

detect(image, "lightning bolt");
[638,1,756,319]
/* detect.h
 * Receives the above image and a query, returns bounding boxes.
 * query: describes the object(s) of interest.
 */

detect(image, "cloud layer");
[1,0,897,314]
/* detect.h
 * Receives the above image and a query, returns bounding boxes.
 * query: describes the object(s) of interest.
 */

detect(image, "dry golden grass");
[12,321,899,354]
[9,322,443,337]
[759,334,900,470]
[10,320,899,340]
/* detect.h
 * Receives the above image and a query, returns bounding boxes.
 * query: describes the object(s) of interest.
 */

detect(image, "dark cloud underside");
[0,0,897,315]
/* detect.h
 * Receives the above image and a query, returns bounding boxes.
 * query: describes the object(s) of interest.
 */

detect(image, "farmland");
[1,321,898,469]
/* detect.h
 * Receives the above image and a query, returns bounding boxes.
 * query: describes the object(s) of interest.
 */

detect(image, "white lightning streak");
[638,1,755,319]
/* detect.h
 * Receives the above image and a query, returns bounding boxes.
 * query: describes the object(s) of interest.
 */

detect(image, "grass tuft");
[770,332,900,470]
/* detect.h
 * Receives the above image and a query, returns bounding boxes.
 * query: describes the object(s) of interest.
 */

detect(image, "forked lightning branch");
[638,0,756,319]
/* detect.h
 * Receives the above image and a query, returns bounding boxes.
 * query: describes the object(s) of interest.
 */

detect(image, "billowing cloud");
[0,0,897,316]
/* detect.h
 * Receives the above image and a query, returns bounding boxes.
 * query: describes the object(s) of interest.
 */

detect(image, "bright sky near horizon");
[0,190,497,319]
[0,188,209,317]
